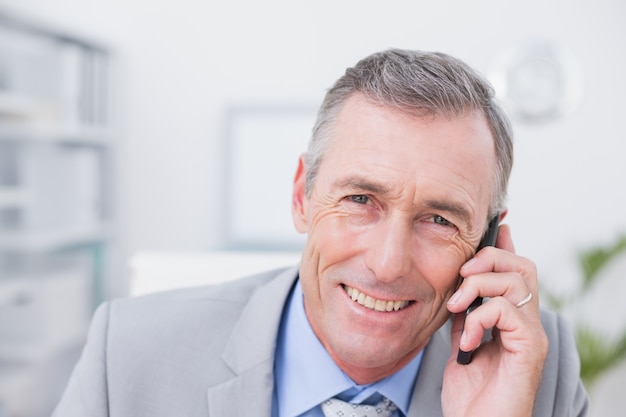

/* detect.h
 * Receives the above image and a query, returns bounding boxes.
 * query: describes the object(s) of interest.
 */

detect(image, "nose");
[365,214,413,283]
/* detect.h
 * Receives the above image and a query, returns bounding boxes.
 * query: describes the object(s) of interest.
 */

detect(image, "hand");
[442,224,548,417]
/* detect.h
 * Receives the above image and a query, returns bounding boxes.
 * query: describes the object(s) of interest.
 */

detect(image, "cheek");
[298,213,366,321]
[414,240,470,298]
[306,208,364,269]
[299,213,349,289]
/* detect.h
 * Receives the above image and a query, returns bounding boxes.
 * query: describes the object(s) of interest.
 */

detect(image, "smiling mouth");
[343,285,411,312]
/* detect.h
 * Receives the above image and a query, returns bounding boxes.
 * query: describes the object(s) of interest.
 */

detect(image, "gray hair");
[304,49,513,219]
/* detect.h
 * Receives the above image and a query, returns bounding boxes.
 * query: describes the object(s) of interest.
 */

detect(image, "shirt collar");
[275,279,423,417]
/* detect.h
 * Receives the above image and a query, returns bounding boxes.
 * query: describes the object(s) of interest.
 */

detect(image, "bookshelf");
[0,10,115,417]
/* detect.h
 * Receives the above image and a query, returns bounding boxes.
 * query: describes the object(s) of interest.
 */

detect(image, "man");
[53,49,589,416]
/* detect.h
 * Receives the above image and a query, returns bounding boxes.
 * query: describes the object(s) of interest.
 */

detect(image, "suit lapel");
[407,320,452,417]
[206,267,298,417]
[206,366,275,416]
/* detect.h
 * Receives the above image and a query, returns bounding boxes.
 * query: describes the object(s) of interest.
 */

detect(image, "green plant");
[542,234,626,388]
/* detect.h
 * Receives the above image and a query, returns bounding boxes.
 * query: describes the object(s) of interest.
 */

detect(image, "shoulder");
[103,266,297,395]
[538,308,585,380]
[106,265,295,330]
[539,308,572,337]
[535,308,590,416]
[55,266,298,415]
[93,265,297,361]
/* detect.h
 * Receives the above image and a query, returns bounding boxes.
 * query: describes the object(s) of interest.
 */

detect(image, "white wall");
[1,0,624,414]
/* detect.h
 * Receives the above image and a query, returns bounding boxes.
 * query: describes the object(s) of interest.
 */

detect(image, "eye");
[349,195,370,205]
[432,215,453,227]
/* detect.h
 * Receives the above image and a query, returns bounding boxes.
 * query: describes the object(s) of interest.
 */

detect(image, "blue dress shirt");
[272,280,424,417]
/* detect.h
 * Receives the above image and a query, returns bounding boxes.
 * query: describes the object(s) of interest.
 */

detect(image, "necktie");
[321,396,398,417]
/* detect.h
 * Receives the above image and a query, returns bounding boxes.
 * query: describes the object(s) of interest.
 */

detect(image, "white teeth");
[343,285,409,312]
[358,292,366,304]
[394,300,408,311]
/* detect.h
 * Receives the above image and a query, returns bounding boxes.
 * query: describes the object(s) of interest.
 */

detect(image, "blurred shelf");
[0,9,115,417]
[0,333,85,363]
[0,91,43,116]
[0,344,83,416]
[0,122,111,146]
[0,362,45,417]
[0,187,29,208]
[0,264,92,362]
[0,224,110,252]
[0,8,109,52]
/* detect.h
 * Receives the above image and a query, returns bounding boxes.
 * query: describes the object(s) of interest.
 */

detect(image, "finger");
[447,271,534,314]
[459,248,538,295]
[461,246,535,277]
[458,297,519,353]
[458,296,544,355]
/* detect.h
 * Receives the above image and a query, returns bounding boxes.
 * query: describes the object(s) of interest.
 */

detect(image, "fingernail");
[460,331,467,347]
[461,258,476,272]
[448,289,462,305]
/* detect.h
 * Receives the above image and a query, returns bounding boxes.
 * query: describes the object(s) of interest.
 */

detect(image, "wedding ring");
[515,292,533,308]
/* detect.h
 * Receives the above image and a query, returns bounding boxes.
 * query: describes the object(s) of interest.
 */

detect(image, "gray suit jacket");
[53,266,589,416]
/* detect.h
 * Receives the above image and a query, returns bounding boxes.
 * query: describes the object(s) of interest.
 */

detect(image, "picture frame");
[222,105,317,250]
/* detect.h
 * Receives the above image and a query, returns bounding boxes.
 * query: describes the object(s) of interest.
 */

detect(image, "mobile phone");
[456,214,500,365]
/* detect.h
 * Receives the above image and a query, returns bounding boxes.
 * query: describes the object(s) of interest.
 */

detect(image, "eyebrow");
[333,176,391,195]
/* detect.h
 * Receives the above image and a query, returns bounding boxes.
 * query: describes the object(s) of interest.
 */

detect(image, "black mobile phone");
[456,214,500,365]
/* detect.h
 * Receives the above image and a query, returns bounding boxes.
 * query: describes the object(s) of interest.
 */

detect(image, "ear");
[498,207,508,222]
[292,154,308,233]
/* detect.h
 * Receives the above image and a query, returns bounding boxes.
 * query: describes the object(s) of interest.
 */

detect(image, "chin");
[332,328,416,365]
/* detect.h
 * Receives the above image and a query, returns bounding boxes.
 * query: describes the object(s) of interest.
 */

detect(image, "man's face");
[292,94,497,384]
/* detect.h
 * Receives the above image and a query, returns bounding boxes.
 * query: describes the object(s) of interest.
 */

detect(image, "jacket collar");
[407,319,451,416]
[206,266,298,416]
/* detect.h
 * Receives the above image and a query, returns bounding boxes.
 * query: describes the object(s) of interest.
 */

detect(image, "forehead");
[317,94,496,215]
